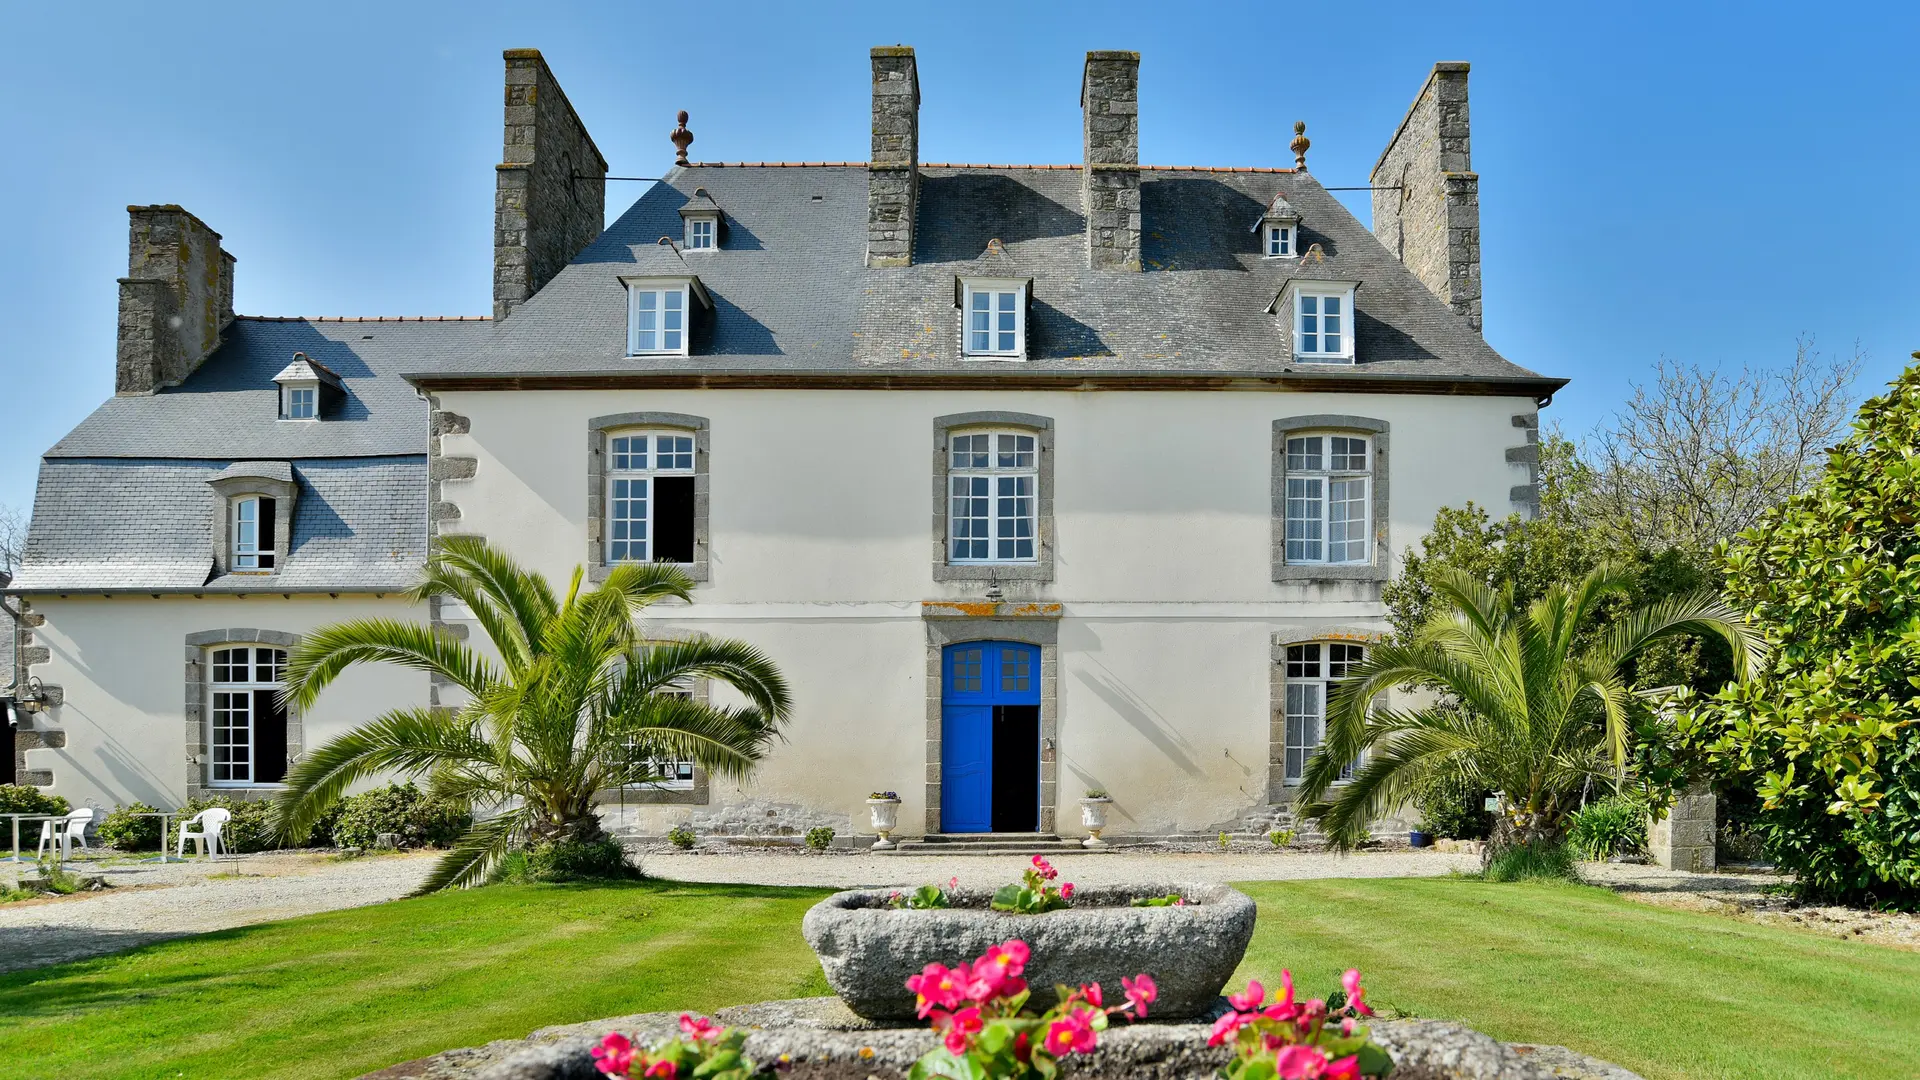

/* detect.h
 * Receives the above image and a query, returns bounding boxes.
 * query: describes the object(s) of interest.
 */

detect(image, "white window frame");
[1264,224,1295,258]
[281,384,318,421]
[626,281,692,357]
[684,216,717,251]
[208,645,289,787]
[1284,433,1371,566]
[231,496,274,571]
[961,280,1027,360]
[1291,284,1356,364]
[630,685,697,790]
[947,428,1039,565]
[604,428,697,566]
[1283,641,1365,785]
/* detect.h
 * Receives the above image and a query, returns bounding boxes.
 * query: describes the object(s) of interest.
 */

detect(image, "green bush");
[0,785,69,816]
[492,837,641,884]
[805,826,835,852]
[329,783,471,850]
[666,824,696,850]
[178,796,281,854]
[1482,839,1577,883]
[97,803,164,851]
[1565,795,1648,860]
[1412,773,1491,840]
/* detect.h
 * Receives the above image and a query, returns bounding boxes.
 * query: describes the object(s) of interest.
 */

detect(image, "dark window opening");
[258,496,276,569]
[252,689,288,784]
[2,714,15,785]
[991,704,1039,832]
[653,476,696,564]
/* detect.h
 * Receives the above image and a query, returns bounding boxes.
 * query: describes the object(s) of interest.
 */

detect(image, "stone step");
[888,834,1091,856]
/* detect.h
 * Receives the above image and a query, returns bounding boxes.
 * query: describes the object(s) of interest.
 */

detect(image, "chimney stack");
[115,206,235,395]
[1370,62,1480,332]
[866,46,920,268]
[1081,51,1141,272]
[494,49,607,321]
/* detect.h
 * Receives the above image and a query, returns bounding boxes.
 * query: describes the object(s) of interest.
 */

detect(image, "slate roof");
[425,164,1558,392]
[10,457,428,593]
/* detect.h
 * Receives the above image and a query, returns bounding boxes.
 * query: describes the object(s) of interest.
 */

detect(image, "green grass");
[0,880,830,1080]
[5,876,1918,1080]
[1234,878,1920,1080]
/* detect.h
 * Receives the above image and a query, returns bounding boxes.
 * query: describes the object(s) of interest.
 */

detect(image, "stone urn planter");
[801,882,1256,1021]
[866,796,902,850]
[1079,795,1113,848]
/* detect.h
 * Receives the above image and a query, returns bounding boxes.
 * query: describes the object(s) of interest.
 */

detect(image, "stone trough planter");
[801,882,1255,1021]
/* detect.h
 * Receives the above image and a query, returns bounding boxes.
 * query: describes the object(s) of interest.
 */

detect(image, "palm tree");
[271,536,792,892]
[1298,564,1765,851]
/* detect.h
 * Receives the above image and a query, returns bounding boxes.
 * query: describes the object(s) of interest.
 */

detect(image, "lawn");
[3,876,1916,1080]
[1234,878,1920,1080]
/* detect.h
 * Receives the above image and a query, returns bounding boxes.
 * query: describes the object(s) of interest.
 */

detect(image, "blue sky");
[3,0,1915,514]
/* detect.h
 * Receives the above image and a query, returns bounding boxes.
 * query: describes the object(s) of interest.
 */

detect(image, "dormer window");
[1275,279,1359,364]
[1265,224,1294,258]
[1254,192,1302,260]
[271,351,344,421]
[231,496,276,570]
[622,272,714,358]
[960,280,1027,359]
[282,385,317,420]
[685,217,716,250]
[678,187,726,252]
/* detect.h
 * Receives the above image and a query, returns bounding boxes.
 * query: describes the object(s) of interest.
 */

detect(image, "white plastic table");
[2,813,61,864]
[131,811,185,863]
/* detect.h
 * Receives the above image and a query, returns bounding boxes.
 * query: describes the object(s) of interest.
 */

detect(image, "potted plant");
[1079,789,1112,848]
[866,791,902,850]
[1408,828,1434,848]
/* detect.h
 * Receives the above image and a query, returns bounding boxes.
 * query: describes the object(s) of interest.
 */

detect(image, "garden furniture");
[132,810,186,863]
[177,807,232,859]
[36,808,94,862]
[2,813,60,864]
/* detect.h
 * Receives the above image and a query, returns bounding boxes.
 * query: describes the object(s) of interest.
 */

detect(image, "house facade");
[6,48,1561,841]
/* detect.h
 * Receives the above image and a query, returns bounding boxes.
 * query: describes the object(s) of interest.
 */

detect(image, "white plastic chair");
[36,808,94,861]
[177,807,233,859]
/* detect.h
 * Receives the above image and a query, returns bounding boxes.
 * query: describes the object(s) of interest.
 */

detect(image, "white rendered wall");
[22,596,428,813]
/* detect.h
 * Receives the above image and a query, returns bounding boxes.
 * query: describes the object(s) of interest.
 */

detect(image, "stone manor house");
[4,48,1561,841]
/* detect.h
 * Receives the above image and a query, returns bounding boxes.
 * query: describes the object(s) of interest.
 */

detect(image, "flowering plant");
[990,855,1073,914]
[890,877,960,909]
[870,791,901,801]
[1210,971,1393,1079]
[589,1014,755,1079]
[905,939,1156,1079]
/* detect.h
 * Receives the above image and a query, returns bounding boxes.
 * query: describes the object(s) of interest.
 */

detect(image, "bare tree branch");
[0,503,26,576]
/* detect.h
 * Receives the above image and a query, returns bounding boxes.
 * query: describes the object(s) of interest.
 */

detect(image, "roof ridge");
[235,315,493,323]
[683,161,1297,174]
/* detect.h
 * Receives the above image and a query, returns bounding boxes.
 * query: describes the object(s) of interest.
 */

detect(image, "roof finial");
[671,111,694,166]
[1291,121,1310,171]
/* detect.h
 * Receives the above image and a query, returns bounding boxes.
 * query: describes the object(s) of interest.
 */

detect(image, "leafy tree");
[272,537,792,892]
[1678,357,1920,906]
[1301,565,1763,851]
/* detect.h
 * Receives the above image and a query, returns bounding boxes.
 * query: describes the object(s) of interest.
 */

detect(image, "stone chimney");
[115,206,235,395]
[494,48,608,321]
[1081,51,1141,272]
[1370,62,1481,331]
[866,46,920,268]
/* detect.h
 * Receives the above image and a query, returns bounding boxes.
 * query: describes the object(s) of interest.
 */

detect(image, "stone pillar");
[1080,51,1141,272]
[116,206,235,394]
[493,49,608,321]
[865,46,920,268]
[1649,784,1716,873]
[1369,62,1481,332]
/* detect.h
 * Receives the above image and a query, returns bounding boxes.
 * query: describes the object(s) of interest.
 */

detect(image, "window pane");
[1328,478,1368,562]
[611,435,646,471]
[658,435,694,470]
[1323,295,1341,316]
[953,648,984,692]
[1286,436,1323,472]
[1330,437,1366,471]
[1286,477,1324,562]
[1299,295,1317,315]
[609,477,649,562]
[1001,647,1030,692]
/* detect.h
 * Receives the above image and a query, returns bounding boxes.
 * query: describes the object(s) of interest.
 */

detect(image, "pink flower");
[1341,969,1372,1016]
[1207,1010,1251,1046]
[1043,1008,1099,1056]
[1061,881,1076,900]
[1274,1045,1335,1079]
[1261,970,1300,1022]
[906,963,966,1016]
[1173,896,1186,906]
[1122,974,1157,1018]
[939,1006,984,1054]
[948,876,960,890]
[1227,979,1266,1012]
[1030,854,1058,880]
[978,939,1030,982]
[591,1032,634,1077]
[678,1014,722,1043]
[1080,981,1103,1008]
[1322,1055,1361,1079]
[643,1062,677,1080]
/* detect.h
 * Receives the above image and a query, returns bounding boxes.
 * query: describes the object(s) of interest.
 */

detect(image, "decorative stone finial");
[671,111,694,166]
[1291,121,1310,170]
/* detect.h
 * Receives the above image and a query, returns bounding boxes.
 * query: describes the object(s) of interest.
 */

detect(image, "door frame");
[923,606,1059,835]
[939,641,1042,833]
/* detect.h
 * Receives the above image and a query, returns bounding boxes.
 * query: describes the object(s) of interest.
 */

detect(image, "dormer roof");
[620,239,715,308]
[272,352,344,390]
[1251,192,1302,231]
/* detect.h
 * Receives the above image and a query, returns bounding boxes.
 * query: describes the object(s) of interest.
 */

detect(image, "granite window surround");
[586,412,710,583]
[932,411,1054,582]
[184,628,302,803]
[1272,416,1390,583]
[207,463,297,578]
[922,608,1059,834]
[1266,625,1385,803]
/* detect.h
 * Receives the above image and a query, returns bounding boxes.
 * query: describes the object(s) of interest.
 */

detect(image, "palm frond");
[413,810,537,895]
[284,620,497,710]
[428,536,559,656]
[1588,589,1768,682]
[272,707,495,842]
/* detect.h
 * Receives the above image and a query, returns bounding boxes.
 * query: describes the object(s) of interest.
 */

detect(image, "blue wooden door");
[941,642,1041,833]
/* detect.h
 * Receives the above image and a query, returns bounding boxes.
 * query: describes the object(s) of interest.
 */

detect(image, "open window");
[230,495,277,570]
[208,645,290,786]
[208,462,296,577]
[605,430,698,565]
[1282,641,1365,784]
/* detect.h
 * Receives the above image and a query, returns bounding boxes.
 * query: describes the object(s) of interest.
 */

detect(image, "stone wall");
[1370,63,1481,332]
[865,47,919,269]
[493,49,607,321]
[1649,784,1716,872]
[1080,51,1141,272]
[116,206,235,394]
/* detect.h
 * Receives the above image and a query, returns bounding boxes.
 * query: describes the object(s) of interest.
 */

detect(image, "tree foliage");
[1678,357,1920,906]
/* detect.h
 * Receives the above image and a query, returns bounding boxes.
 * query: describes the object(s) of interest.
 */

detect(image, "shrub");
[1482,839,1577,883]
[97,803,164,851]
[330,783,471,850]
[805,826,835,853]
[0,785,69,817]
[666,823,696,850]
[178,795,282,854]
[1566,795,1649,860]
[525,836,640,883]
[1268,828,1295,847]
[1412,772,1491,841]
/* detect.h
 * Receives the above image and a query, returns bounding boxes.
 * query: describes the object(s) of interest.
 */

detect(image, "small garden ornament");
[868,791,903,850]
[1079,791,1112,848]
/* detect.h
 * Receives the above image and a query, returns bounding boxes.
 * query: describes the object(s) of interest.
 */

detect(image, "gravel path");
[0,851,436,974]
